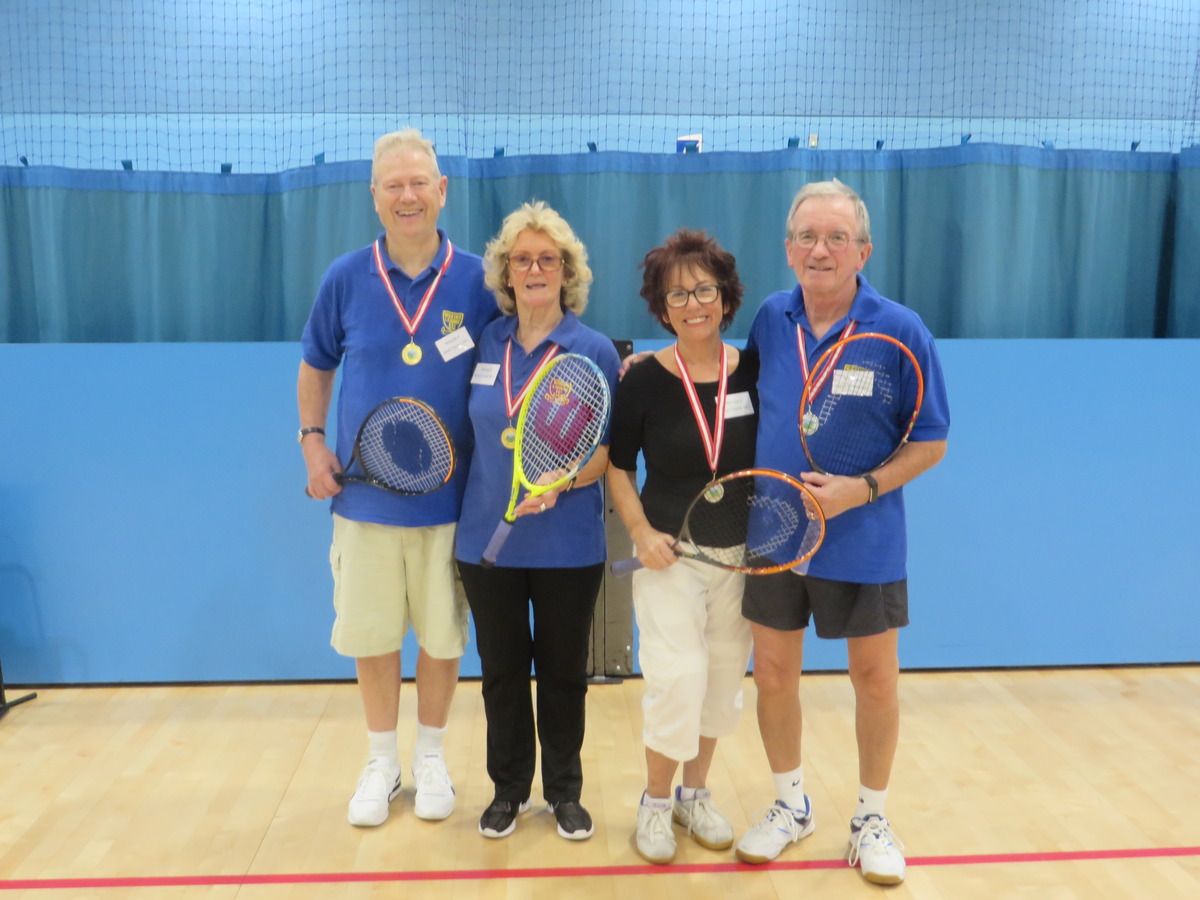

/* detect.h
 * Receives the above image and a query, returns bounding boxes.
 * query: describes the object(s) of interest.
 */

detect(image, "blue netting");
[2,0,1199,171]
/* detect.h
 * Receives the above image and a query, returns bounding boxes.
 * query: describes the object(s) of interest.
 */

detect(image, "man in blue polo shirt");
[735,180,950,885]
[298,129,499,828]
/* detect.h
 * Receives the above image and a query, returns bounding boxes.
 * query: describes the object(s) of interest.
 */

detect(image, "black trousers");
[457,561,603,805]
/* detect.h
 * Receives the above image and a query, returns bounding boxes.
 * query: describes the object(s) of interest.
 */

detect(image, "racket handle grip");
[609,557,644,576]
[481,520,514,568]
[306,471,344,498]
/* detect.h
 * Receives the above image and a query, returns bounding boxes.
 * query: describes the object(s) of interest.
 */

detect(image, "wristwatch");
[298,426,325,443]
[862,472,879,503]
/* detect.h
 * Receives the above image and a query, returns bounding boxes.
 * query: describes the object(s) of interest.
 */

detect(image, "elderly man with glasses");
[734,179,951,886]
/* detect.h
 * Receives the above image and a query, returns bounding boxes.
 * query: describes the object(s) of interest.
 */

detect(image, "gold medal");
[704,482,725,503]
[802,410,820,435]
[402,342,423,365]
[501,426,518,449]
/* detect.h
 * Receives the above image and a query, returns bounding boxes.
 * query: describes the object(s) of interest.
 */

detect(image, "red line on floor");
[2,846,1197,890]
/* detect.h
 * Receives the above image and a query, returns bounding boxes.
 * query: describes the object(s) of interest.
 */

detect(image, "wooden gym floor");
[1,667,1197,899]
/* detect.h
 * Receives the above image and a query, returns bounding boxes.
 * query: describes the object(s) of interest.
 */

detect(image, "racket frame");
[798,331,924,477]
[610,467,826,576]
[336,396,456,495]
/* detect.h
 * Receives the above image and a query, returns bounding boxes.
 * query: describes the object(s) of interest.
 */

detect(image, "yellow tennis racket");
[481,353,611,567]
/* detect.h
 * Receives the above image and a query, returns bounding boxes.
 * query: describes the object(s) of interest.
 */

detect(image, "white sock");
[641,791,672,808]
[413,722,447,759]
[772,766,807,812]
[855,785,888,820]
[675,786,698,802]
[367,730,399,771]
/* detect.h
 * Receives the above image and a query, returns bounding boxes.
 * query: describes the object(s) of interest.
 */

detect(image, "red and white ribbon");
[503,339,560,419]
[372,237,455,340]
[796,319,857,397]
[674,342,729,477]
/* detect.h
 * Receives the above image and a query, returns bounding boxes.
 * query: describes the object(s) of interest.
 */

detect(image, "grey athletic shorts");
[743,571,908,639]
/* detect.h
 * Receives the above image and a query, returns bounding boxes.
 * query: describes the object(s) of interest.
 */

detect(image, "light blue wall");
[0,340,1195,685]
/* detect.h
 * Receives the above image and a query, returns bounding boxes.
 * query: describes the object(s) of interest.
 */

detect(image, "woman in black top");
[607,229,757,865]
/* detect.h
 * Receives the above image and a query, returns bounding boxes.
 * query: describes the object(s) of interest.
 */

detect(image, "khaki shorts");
[329,514,467,659]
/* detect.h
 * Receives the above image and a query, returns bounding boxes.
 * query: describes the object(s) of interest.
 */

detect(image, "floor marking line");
[2,845,1197,890]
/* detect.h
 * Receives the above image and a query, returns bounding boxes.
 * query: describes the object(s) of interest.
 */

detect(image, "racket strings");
[519,358,607,482]
[358,401,453,492]
[684,474,821,571]
[803,338,916,477]
[684,480,754,561]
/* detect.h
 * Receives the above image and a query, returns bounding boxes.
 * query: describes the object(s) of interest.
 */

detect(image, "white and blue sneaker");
[735,796,814,864]
[411,753,455,821]
[347,759,402,827]
[848,814,906,884]
[673,787,733,851]
[636,794,677,864]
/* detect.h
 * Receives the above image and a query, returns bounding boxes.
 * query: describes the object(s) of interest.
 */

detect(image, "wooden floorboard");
[1,668,1198,898]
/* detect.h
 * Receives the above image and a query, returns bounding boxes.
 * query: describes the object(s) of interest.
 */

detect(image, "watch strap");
[298,426,326,443]
[862,472,879,503]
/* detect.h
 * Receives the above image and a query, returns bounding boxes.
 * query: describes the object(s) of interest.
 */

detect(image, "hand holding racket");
[305,397,455,497]
[481,353,611,567]
[610,468,825,576]
[798,332,923,512]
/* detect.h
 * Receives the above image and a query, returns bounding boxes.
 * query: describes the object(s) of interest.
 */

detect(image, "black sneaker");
[478,798,531,839]
[548,799,594,840]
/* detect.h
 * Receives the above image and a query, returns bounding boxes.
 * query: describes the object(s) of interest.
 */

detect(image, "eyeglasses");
[789,232,866,251]
[508,253,563,272]
[664,284,721,308]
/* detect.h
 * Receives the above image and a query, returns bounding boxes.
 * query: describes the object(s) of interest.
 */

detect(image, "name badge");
[724,391,755,418]
[832,368,874,396]
[437,327,475,362]
[471,362,500,385]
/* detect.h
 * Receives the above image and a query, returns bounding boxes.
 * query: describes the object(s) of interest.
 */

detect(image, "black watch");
[298,426,326,443]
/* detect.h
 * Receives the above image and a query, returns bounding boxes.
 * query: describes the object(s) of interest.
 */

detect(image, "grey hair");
[371,129,440,184]
[785,178,871,242]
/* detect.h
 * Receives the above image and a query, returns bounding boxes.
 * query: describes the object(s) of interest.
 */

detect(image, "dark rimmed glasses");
[665,284,720,308]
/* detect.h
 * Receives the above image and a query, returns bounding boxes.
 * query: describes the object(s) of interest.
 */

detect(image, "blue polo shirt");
[301,229,500,527]
[454,311,621,568]
[746,276,950,582]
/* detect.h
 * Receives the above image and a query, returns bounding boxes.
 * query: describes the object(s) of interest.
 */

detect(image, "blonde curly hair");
[483,201,592,316]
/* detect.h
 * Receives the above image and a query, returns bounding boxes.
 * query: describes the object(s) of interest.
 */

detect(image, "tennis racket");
[305,396,455,496]
[480,353,612,567]
[799,332,924,477]
[610,468,825,576]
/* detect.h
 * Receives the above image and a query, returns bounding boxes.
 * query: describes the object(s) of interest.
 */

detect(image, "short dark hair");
[638,229,744,335]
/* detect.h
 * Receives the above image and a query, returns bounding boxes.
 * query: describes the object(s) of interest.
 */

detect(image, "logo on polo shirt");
[441,310,464,334]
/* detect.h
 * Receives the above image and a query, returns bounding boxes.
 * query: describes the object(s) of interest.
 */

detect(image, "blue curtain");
[1,144,1189,343]
[1174,147,1200,337]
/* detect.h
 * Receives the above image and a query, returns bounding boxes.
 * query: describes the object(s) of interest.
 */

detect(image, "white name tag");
[832,367,874,396]
[724,391,755,418]
[437,327,475,362]
[471,362,500,385]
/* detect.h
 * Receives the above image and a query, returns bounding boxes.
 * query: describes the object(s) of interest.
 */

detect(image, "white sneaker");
[347,759,401,827]
[412,753,455,820]
[636,796,677,864]
[673,788,733,851]
[735,797,815,864]
[848,814,906,884]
